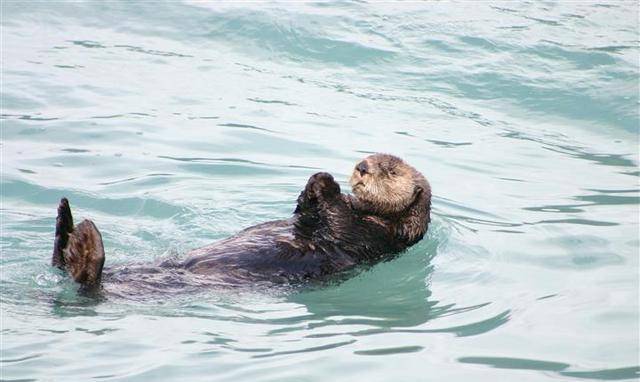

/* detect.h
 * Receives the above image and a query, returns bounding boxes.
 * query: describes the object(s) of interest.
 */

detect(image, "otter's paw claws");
[306,172,340,200]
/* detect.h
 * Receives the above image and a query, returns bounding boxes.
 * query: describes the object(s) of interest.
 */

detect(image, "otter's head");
[349,153,428,215]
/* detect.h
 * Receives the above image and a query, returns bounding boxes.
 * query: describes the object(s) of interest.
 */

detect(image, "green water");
[1,2,639,381]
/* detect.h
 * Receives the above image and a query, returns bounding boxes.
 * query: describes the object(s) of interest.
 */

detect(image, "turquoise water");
[1,1,639,381]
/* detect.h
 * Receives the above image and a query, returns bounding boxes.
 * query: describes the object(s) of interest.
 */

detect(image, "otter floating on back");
[51,154,431,293]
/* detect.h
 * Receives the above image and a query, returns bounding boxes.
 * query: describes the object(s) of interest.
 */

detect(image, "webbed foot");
[52,198,105,289]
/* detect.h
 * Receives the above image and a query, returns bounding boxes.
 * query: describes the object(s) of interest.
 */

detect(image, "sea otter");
[50,154,431,292]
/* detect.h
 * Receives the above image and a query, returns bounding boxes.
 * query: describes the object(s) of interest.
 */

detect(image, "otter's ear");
[413,185,424,199]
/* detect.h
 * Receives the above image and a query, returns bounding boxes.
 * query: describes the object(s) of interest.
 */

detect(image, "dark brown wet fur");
[52,198,105,290]
[51,154,431,292]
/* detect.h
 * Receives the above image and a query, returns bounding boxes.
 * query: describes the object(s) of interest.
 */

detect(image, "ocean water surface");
[1,1,639,381]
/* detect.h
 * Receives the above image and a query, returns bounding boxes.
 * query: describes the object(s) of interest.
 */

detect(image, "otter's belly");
[180,220,356,283]
[183,240,352,283]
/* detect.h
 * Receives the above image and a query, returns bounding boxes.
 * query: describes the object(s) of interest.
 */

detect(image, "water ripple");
[1,1,637,381]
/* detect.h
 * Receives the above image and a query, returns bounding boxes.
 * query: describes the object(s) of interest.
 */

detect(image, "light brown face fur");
[349,153,424,214]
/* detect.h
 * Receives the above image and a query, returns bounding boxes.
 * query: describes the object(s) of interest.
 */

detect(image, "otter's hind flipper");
[52,198,105,289]
[52,198,74,268]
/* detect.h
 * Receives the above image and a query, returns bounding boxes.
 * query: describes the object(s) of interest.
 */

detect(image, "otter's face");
[349,154,418,214]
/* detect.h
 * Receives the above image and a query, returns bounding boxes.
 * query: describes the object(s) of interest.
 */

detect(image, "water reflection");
[459,357,640,381]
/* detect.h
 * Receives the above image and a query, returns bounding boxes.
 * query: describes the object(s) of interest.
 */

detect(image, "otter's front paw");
[305,172,341,201]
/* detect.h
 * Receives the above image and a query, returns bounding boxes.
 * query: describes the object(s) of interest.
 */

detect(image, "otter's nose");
[356,160,369,176]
